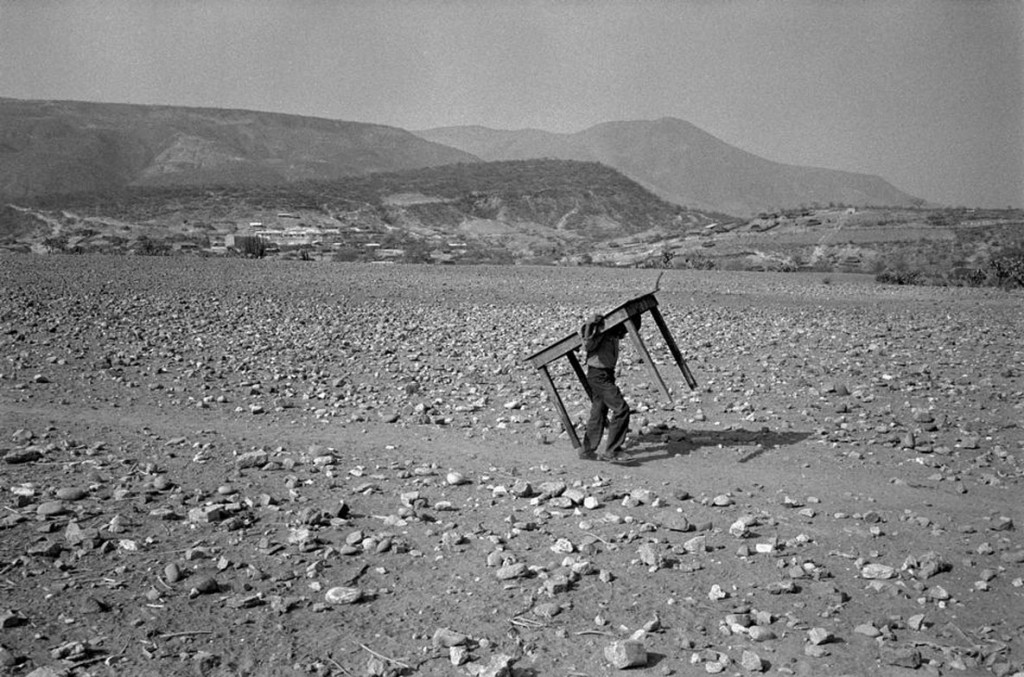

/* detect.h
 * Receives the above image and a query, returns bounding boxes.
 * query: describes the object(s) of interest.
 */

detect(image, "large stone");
[637,543,661,568]
[25,668,66,677]
[432,627,467,648]
[189,575,219,596]
[537,481,566,498]
[533,602,561,619]
[682,535,707,554]
[1000,550,1024,564]
[446,472,469,486]
[853,623,881,637]
[861,563,896,579]
[4,448,42,464]
[880,645,922,669]
[496,562,529,580]
[740,650,765,672]
[55,487,88,501]
[543,572,572,596]
[64,521,99,546]
[474,653,515,677]
[604,639,647,669]
[510,480,533,497]
[0,645,18,668]
[36,501,67,517]
[904,551,951,579]
[807,627,833,645]
[235,450,268,468]
[324,586,362,604]
[660,514,690,531]
[450,645,470,666]
[0,609,28,628]
[188,505,227,524]
[747,626,776,642]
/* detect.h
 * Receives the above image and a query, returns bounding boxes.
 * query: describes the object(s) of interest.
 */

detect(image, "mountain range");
[0,98,922,216]
[415,119,922,216]
[0,98,476,198]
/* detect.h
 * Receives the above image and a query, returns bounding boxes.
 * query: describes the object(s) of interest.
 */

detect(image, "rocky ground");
[1,255,1022,677]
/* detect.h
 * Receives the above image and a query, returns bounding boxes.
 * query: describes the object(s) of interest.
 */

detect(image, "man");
[579,313,635,462]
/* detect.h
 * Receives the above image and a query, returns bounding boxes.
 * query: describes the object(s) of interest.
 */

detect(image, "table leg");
[567,351,591,400]
[650,307,698,390]
[625,314,672,402]
[538,365,581,449]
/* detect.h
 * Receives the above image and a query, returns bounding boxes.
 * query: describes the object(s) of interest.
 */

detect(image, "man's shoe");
[578,450,598,461]
[598,453,629,465]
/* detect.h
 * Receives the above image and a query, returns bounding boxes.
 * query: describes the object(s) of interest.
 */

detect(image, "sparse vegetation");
[134,236,171,256]
[672,252,717,270]
[235,235,268,259]
[989,247,1024,289]
[876,247,1024,290]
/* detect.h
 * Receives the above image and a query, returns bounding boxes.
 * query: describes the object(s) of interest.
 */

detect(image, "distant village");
[202,211,471,262]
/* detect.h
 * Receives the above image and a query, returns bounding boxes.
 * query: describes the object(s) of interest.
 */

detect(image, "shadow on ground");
[620,427,812,466]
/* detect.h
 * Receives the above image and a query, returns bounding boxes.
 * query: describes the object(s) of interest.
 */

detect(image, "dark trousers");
[583,367,630,455]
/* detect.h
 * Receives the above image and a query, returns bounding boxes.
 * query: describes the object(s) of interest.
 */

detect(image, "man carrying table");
[578,313,638,463]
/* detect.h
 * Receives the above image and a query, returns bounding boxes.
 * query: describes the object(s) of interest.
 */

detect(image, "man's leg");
[581,370,611,458]
[601,380,630,457]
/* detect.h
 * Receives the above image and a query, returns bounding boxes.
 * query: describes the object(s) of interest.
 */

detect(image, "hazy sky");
[1,0,1021,208]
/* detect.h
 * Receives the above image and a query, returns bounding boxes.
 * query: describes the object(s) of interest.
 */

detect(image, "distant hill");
[0,99,924,218]
[3,155,1020,282]
[2,158,728,263]
[415,118,924,217]
[0,98,479,198]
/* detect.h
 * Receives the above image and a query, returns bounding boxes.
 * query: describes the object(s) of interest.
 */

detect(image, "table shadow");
[617,427,812,466]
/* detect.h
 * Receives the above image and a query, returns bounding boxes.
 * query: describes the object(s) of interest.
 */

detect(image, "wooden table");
[523,292,697,449]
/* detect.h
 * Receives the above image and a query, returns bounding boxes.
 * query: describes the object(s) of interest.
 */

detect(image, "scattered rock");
[432,627,467,648]
[189,575,219,597]
[35,500,67,517]
[324,586,363,604]
[740,649,766,672]
[807,627,833,645]
[861,563,896,580]
[0,610,27,628]
[853,623,881,637]
[880,645,922,669]
[496,563,529,580]
[604,639,647,669]
[470,653,515,677]
[235,450,268,468]
[4,448,42,464]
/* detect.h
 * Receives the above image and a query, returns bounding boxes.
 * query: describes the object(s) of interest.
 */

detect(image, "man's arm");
[580,314,604,353]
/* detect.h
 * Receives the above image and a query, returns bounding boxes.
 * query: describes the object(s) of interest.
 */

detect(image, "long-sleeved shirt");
[584,329,620,370]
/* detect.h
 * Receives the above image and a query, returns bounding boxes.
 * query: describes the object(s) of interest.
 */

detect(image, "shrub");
[674,252,716,270]
[135,236,170,256]
[235,235,267,259]
[947,267,988,287]
[988,248,1024,289]
[332,247,364,262]
[875,269,921,285]
[43,235,69,253]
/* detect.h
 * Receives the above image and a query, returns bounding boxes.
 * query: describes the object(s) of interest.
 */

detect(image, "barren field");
[1,255,1022,677]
